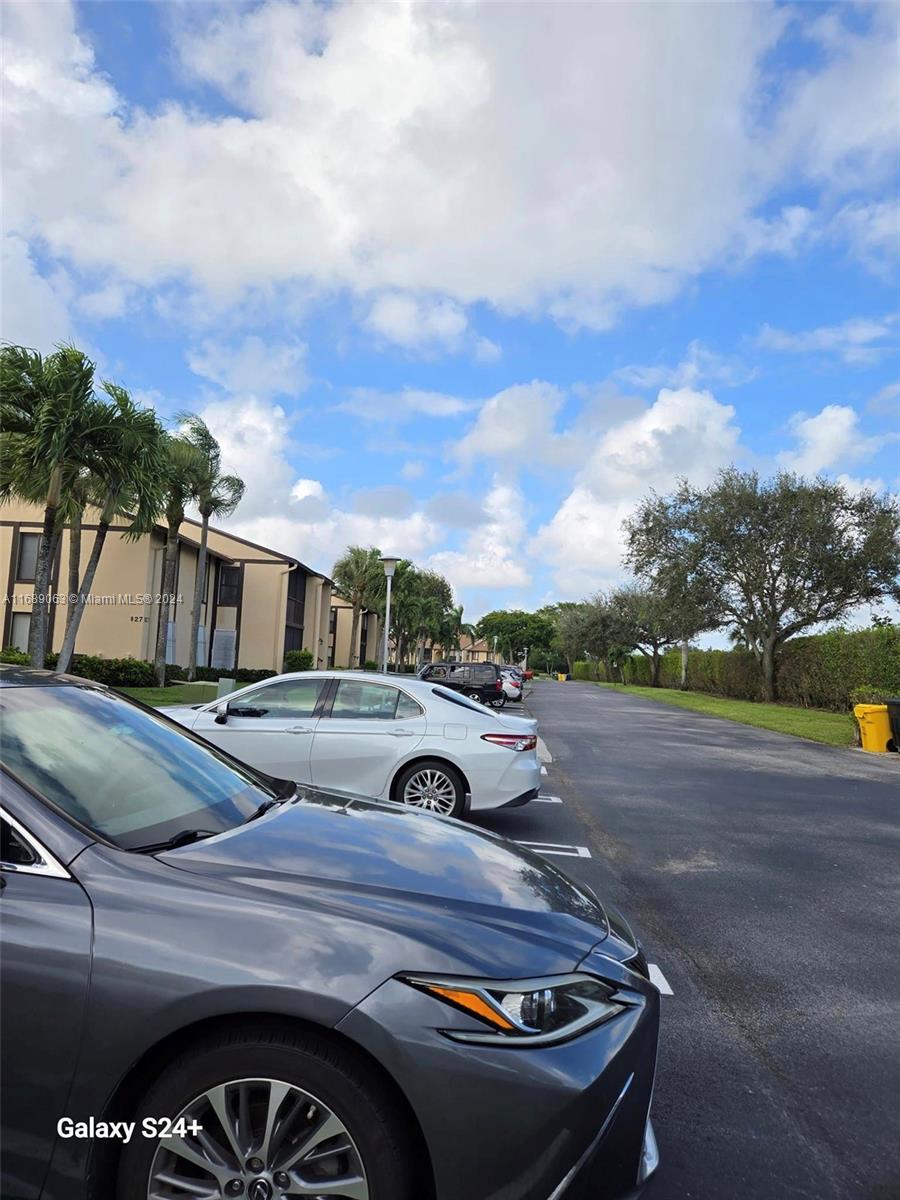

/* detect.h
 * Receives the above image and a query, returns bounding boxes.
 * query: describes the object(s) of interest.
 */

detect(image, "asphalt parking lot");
[474,680,900,1200]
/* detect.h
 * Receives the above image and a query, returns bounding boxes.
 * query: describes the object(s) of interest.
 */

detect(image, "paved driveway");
[475,681,900,1200]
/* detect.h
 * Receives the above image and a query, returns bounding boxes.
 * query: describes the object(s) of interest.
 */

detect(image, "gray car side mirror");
[214,701,229,725]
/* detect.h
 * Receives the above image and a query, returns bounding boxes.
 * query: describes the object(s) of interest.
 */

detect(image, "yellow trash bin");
[557,673,567,682]
[854,704,892,752]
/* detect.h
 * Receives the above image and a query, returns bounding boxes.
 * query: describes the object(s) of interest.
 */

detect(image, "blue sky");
[3,1,898,620]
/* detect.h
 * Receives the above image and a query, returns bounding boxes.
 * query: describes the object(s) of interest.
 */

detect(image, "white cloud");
[0,235,76,350]
[868,382,900,416]
[534,387,742,595]
[400,460,426,481]
[777,405,888,475]
[474,336,502,364]
[614,340,755,391]
[757,316,897,365]
[4,2,896,334]
[835,473,886,496]
[427,478,530,592]
[188,335,308,397]
[424,492,488,530]
[350,485,416,519]
[830,200,899,278]
[453,381,565,463]
[364,293,467,352]
[336,387,477,423]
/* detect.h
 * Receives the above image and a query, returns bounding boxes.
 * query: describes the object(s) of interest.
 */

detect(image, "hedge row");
[575,625,900,712]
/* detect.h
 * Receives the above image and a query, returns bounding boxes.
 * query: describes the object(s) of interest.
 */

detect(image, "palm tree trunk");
[349,602,361,669]
[28,468,62,666]
[153,524,179,687]
[64,508,83,640]
[57,520,111,673]
[186,515,209,681]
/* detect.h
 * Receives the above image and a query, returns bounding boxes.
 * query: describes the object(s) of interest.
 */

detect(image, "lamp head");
[379,556,400,579]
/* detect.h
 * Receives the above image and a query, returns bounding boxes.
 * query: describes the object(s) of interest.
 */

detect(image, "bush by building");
[284,649,314,672]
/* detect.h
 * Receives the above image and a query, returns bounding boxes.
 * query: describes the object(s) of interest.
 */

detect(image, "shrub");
[364,659,379,671]
[0,647,31,665]
[611,625,900,712]
[284,649,314,672]
[53,654,156,687]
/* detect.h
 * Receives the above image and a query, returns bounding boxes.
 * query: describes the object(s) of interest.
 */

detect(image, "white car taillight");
[481,733,537,752]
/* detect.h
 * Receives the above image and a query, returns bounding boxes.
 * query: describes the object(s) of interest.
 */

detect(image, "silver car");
[160,671,541,818]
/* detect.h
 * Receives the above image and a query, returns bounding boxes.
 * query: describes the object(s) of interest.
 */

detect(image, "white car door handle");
[387,729,416,737]
[288,726,313,734]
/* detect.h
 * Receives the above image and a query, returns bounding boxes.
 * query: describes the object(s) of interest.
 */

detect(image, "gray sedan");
[0,666,659,1200]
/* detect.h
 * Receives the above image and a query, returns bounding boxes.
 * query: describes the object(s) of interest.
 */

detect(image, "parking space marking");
[540,765,548,776]
[536,737,553,764]
[515,840,592,859]
[533,794,563,803]
[648,964,674,995]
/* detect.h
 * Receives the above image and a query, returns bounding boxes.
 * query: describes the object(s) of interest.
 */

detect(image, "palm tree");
[177,414,245,681]
[152,434,206,686]
[332,546,385,668]
[441,604,476,655]
[0,345,123,667]
[56,386,167,673]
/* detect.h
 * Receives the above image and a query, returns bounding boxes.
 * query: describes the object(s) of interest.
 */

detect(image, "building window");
[10,612,31,653]
[15,533,40,582]
[284,568,306,656]
[218,565,241,607]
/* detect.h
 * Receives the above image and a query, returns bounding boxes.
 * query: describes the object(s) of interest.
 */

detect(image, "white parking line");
[540,765,548,776]
[515,840,592,859]
[648,964,674,995]
[536,737,553,764]
[533,794,563,803]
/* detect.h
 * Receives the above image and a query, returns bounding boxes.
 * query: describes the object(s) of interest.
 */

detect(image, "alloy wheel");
[401,768,457,815]
[147,1076,369,1200]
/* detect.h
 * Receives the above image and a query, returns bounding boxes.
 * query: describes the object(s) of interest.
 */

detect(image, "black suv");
[418,660,505,705]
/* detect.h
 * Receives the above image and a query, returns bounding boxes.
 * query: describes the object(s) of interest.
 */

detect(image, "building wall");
[1,501,330,673]
[327,597,380,668]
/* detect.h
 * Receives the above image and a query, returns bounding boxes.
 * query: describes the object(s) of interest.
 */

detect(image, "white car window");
[331,680,402,720]
[229,679,324,718]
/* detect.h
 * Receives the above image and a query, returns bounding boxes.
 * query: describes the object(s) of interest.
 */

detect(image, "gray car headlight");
[403,972,631,1046]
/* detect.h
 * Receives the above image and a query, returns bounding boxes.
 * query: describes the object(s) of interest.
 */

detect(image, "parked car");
[160,671,539,817]
[0,665,660,1200]
[500,668,524,703]
[417,660,505,706]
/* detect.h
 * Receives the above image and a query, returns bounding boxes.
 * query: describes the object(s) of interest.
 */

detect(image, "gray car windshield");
[0,685,276,850]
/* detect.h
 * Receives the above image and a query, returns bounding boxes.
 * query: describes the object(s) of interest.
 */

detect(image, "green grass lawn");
[118,683,218,708]
[589,681,856,747]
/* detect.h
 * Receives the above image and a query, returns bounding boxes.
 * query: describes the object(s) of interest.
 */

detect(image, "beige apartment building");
[327,596,380,669]
[0,500,349,673]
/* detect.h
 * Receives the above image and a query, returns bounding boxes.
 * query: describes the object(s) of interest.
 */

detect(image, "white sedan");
[159,671,541,819]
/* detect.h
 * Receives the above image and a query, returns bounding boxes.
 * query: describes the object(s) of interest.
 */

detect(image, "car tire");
[491,694,507,708]
[116,1025,417,1200]
[464,689,483,703]
[393,758,466,818]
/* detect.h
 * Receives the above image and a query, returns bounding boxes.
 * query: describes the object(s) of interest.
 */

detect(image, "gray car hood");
[162,791,609,970]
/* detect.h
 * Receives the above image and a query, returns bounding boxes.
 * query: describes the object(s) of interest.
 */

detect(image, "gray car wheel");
[117,1027,416,1200]
[395,759,465,818]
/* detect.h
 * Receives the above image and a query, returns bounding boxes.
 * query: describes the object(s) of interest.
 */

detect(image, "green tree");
[477,610,554,663]
[0,345,123,667]
[332,546,386,668]
[152,434,207,686]
[177,414,245,681]
[609,584,682,686]
[633,469,900,701]
[624,491,722,689]
[440,604,477,654]
[56,385,167,673]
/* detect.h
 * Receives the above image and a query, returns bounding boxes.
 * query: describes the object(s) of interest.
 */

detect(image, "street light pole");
[379,557,400,673]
